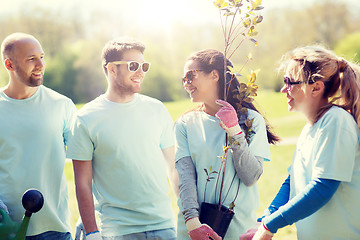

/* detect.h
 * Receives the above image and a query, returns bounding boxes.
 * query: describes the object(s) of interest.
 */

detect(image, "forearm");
[268,175,291,214]
[162,146,180,197]
[76,184,98,233]
[257,175,291,222]
[73,160,98,234]
[169,169,180,197]
[175,156,199,221]
[230,132,263,186]
[264,178,340,233]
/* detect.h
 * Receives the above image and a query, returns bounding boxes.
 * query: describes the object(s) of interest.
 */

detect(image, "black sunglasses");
[182,70,205,85]
[283,76,315,91]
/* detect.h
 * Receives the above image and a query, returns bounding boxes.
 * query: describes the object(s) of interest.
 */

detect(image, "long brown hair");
[185,49,280,144]
[280,45,360,129]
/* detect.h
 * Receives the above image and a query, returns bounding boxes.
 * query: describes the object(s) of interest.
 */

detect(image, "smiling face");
[281,60,312,113]
[9,38,45,87]
[108,49,146,99]
[183,60,219,104]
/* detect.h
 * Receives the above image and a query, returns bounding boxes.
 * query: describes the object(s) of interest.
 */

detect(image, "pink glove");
[189,225,222,240]
[215,99,242,136]
[239,228,258,240]
[186,217,222,240]
[252,222,274,240]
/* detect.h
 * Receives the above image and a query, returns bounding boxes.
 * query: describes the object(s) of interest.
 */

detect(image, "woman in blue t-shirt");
[175,49,279,240]
[241,45,360,240]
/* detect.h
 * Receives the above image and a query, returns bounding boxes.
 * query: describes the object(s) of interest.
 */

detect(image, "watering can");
[0,189,44,240]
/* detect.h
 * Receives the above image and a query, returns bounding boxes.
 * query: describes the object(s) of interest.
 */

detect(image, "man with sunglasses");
[67,38,178,240]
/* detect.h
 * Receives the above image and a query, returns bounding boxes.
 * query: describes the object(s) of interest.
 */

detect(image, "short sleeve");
[174,118,191,162]
[66,116,94,161]
[159,104,175,149]
[63,99,77,146]
[312,116,357,182]
[247,110,271,161]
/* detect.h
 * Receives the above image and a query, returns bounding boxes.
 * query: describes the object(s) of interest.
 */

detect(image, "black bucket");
[199,202,234,238]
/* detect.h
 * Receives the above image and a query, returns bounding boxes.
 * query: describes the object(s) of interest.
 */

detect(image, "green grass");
[162,99,197,121]
[67,91,303,238]
[254,90,306,138]
[258,145,297,239]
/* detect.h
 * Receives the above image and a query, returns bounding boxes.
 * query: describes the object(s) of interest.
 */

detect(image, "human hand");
[186,217,222,240]
[75,218,86,240]
[252,222,274,240]
[215,100,242,136]
[257,208,271,222]
[239,228,258,240]
[86,231,102,240]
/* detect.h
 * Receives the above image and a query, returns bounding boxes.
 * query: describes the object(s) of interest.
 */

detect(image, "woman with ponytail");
[174,49,279,240]
[241,45,360,240]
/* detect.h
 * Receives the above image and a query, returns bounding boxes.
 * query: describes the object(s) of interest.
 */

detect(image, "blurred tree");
[142,68,175,102]
[249,0,360,91]
[139,22,224,101]
[70,39,107,103]
[45,51,79,102]
[306,0,353,49]
[1,0,360,101]
[0,6,87,103]
[334,32,360,64]
[0,6,84,58]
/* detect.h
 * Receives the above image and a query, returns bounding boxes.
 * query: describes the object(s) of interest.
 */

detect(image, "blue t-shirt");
[289,106,360,239]
[66,94,175,237]
[175,109,271,239]
[0,85,76,236]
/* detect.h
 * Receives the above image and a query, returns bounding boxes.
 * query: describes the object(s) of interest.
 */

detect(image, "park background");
[1,0,360,239]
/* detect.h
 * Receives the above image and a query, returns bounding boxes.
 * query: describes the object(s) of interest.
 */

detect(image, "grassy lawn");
[66,91,304,238]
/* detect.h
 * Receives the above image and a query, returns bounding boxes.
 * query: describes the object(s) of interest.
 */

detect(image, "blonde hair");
[280,45,360,130]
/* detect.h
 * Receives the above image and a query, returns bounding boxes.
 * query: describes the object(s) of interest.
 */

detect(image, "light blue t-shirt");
[66,94,175,237]
[0,85,76,236]
[289,106,360,239]
[175,109,271,239]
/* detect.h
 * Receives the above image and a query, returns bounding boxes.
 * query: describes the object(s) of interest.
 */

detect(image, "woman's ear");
[211,69,220,82]
[312,81,325,97]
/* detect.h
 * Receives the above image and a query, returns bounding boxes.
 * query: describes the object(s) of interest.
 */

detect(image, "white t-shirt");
[66,94,175,236]
[0,85,75,236]
[289,106,360,239]
[175,109,271,239]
